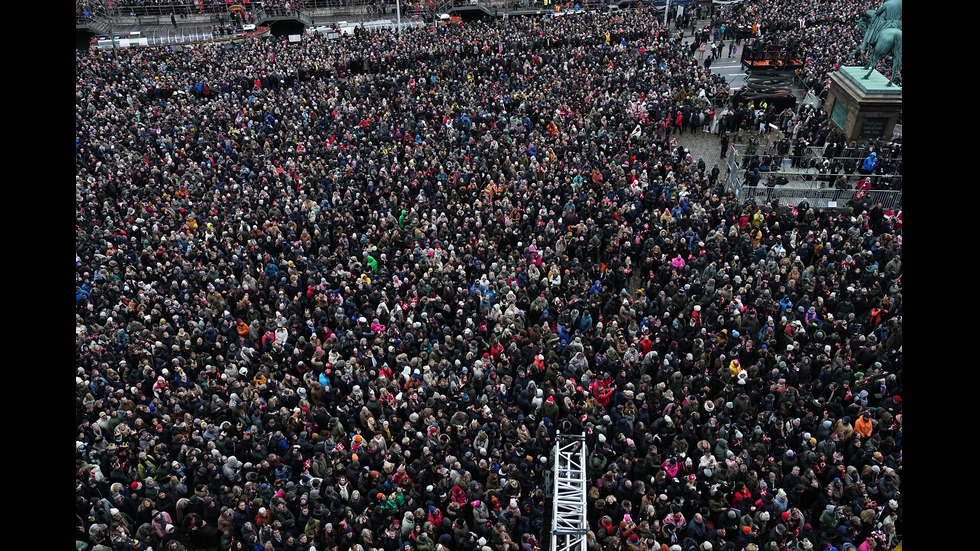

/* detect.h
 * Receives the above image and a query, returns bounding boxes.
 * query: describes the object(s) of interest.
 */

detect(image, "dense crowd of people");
[711,0,900,92]
[76,4,902,551]
[700,0,901,194]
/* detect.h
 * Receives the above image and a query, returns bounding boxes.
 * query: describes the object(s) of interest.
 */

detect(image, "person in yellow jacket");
[717,328,729,348]
[729,359,743,379]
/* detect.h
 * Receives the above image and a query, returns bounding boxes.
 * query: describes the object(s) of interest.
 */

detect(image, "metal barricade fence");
[734,186,902,211]
[723,143,901,210]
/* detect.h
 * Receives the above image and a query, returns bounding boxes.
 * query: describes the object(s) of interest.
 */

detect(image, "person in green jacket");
[380,488,406,515]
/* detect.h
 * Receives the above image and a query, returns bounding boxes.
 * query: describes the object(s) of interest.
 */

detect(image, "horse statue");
[854,0,902,85]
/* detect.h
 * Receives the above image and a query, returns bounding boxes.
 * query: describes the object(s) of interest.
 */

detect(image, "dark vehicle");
[744,73,795,88]
[730,85,797,111]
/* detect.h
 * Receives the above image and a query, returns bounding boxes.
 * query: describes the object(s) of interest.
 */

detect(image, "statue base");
[825,67,902,143]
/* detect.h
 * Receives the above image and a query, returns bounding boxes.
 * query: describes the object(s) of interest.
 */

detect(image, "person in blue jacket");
[860,152,878,174]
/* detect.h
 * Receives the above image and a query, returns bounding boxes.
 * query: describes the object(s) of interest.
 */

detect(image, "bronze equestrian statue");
[854,0,902,85]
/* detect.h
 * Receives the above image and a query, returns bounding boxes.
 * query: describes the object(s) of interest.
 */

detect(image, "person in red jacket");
[254,506,273,528]
[595,384,615,409]
[731,482,752,510]
[427,505,443,527]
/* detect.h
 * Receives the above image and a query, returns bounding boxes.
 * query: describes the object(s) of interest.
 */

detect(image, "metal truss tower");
[550,431,588,551]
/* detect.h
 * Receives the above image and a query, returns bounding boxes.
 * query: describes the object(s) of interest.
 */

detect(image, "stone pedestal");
[825,67,902,142]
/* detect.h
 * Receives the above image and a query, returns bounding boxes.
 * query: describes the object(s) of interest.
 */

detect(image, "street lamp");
[397,0,402,36]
